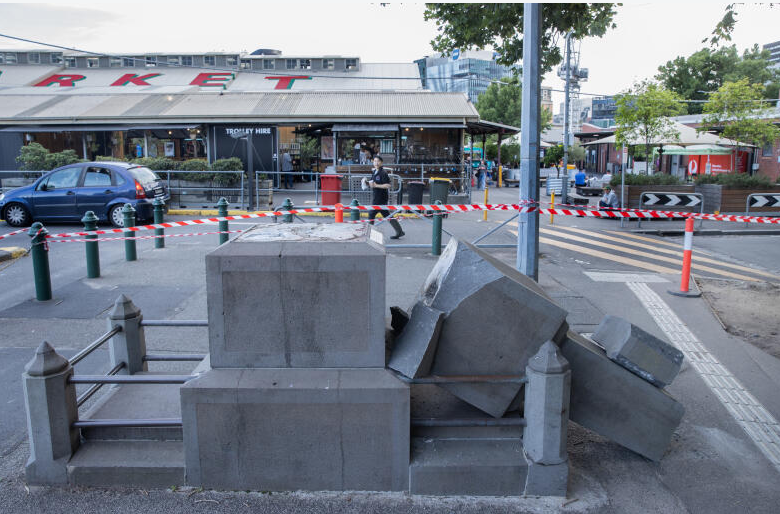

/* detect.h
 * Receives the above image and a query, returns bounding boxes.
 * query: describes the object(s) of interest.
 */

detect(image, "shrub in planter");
[694,173,776,189]
[175,159,212,181]
[130,157,177,171]
[210,158,245,186]
[610,174,683,187]
[16,143,82,171]
[94,155,123,162]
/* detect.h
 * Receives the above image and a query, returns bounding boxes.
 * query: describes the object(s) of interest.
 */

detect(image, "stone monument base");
[181,367,409,491]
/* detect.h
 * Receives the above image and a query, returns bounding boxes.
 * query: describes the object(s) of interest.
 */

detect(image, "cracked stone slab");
[388,302,445,379]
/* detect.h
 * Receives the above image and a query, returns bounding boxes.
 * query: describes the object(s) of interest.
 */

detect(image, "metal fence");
[159,170,245,210]
[0,170,45,193]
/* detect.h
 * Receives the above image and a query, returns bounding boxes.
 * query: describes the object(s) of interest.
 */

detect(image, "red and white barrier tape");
[31,202,780,240]
[46,230,244,243]
[0,228,25,241]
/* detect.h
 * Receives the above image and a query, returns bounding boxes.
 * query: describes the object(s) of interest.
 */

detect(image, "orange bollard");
[669,216,701,297]
[335,203,343,223]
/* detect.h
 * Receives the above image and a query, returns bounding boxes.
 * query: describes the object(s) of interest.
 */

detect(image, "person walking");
[477,160,487,190]
[281,151,294,189]
[367,156,404,239]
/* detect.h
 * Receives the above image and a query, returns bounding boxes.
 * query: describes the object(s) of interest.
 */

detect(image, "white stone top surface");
[235,223,369,242]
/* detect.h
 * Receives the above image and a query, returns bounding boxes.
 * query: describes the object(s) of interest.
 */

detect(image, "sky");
[0,1,778,112]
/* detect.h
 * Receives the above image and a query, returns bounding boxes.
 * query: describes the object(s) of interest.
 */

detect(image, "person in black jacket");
[367,156,404,239]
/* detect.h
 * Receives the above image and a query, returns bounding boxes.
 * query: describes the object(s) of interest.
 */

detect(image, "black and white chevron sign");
[749,194,780,208]
[643,193,702,207]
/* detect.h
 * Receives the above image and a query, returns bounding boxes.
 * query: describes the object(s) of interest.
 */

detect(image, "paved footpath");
[0,198,779,513]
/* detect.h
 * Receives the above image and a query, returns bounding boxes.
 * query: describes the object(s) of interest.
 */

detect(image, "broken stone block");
[421,240,569,418]
[388,302,445,379]
[592,315,684,388]
[561,330,684,462]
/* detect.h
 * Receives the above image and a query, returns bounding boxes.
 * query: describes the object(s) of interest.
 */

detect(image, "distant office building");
[763,40,780,67]
[591,96,617,121]
[416,50,514,104]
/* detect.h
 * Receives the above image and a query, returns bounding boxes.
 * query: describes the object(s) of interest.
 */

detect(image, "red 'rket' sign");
[33,74,87,87]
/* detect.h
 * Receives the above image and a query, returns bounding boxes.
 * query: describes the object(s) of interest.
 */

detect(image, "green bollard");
[122,203,137,262]
[82,210,100,278]
[27,222,52,301]
[350,198,360,222]
[153,198,165,249]
[217,197,229,245]
[281,197,293,223]
[432,200,443,256]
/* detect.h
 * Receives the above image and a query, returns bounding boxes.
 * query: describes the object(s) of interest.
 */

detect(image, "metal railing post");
[432,200,443,256]
[22,341,79,484]
[153,198,165,249]
[27,222,52,301]
[523,340,571,497]
[122,204,137,262]
[281,197,294,223]
[217,197,229,245]
[350,199,360,222]
[240,172,245,210]
[108,294,147,375]
[82,211,100,279]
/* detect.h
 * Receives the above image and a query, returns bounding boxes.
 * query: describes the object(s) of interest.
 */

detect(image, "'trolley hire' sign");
[29,73,312,90]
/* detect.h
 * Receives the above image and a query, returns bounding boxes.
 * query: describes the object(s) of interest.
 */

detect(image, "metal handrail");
[411,417,526,427]
[73,418,183,428]
[143,353,207,362]
[69,375,193,384]
[76,362,125,407]
[140,320,208,327]
[390,371,527,385]
[68,325,122,366]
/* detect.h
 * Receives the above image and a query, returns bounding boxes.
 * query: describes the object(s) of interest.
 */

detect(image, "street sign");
[643,193,702,207]
[452,48,460,60]
[749,194,780,207]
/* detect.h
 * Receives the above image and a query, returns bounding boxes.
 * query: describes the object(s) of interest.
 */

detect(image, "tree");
[543,144,563,169]
[423,3,618,73]
[16,142,81,171]
[614,80,686,174]
[700,78,780,173]
[474,77,552,132]
[657,45,779,114]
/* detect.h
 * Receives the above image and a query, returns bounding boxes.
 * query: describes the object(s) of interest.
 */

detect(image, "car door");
[31,166,83,220]
[76,165,122,217]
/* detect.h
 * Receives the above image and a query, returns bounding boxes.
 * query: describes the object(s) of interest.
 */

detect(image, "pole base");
[667,290,702,298]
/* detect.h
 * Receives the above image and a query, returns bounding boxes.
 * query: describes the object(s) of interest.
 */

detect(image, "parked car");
[0,161,169,228]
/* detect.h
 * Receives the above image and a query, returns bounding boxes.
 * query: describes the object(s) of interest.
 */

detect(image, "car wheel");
[4,203,31,227]
[109,205,125,228]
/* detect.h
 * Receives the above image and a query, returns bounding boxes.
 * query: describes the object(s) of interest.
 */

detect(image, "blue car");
[0,162,169,228]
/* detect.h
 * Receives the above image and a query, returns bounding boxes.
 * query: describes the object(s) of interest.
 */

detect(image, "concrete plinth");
[206,224,386,368]
[409,437,527,496]
[421,240,568,418]
[181,367,409,492]
[561,331,684,461]
[592,315,684,388]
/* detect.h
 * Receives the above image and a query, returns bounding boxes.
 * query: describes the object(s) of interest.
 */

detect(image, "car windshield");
[127,166,160,184]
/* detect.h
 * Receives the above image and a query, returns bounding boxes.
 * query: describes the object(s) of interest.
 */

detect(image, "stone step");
[409,437,527,496]
[80,380,183,441]
[67,440,184,488]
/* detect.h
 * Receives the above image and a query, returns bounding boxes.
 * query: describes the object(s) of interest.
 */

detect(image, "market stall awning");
[0,123,201,132]
[580,121,754,147]
[400,123,466,129]
[331,123,398,132]
[466,119,521,136]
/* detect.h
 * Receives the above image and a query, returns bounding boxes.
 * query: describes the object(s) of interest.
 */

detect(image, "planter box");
[616,185,696,211]
[257,179,273,207]
[695,184,780,214]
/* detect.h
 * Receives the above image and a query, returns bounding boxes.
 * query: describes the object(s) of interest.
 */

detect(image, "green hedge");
[16,143,82,171]
[609,174,683,187]
[694,173,777,189]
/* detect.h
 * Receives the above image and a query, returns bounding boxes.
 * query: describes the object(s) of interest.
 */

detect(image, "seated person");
[598,185,619,209]
[575,169,587,186]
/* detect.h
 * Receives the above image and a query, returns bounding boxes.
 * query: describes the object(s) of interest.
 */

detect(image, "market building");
[0,48,518,203]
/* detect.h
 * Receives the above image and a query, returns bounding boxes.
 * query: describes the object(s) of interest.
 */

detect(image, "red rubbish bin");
[320,174,343,205]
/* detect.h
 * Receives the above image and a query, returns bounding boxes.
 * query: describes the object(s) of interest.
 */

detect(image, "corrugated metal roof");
[0,91,478,124]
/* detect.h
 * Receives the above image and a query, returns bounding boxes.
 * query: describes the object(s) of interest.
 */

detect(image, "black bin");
[407,181,425,205]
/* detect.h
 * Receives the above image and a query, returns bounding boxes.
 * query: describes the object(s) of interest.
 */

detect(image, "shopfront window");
[122,57,134,67]
[400,128,460,164]
[263,59,275,70]
[87,57,99,68]
[204,55,216,66]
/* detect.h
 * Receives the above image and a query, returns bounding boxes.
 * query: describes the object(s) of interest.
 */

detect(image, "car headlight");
[0,192,4,202]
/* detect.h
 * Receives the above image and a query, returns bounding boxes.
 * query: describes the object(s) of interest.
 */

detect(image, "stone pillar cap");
[528,340,570,374]
[25,341,69,376]
[109,294,141,320]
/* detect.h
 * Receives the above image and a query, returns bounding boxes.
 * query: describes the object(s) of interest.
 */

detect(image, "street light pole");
[517,2,541,280]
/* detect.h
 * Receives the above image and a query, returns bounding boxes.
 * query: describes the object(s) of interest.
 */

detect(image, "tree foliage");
[16,142,81,171]
[474,77,552,132]
[700,78,780,151]
[657,45,779,114]
[614,81,686,173]
[423,3,619,72]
